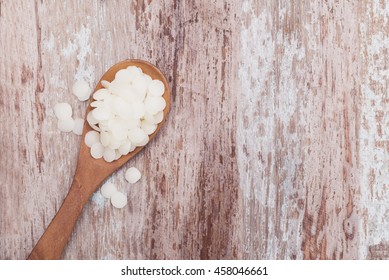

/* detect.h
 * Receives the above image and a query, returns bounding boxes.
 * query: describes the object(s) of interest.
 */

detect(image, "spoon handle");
[27,176,88,260]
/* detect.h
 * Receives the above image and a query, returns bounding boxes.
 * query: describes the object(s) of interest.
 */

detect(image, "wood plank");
[0,0,388,260]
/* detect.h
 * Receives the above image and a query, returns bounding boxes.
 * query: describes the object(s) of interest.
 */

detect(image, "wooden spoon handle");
[27,177,88,260]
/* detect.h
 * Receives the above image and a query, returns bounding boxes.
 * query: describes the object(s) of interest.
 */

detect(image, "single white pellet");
[108,137,122,150]
[128,127,147,145]
[90,142,104,159]
[58,118,75,132]
[126,118,141,129]
[85,131,100,147]
[153,111,164,124]
[147,79,165,97]
[72,80,91,100]
[93,89,110,100]
[141,120,157,135]
[100,131,111,147]
[77,91,92,102]
[144,96,166,115]
[153,96,166,111]
[118,140,133,155]
[115,69,132,83]
[143,112,156,124]
[100,182,117,198]
[87,111,99,125]
[136,134,149,146]
[111,122,127,140]
[127,66,142,76]
[111,191,127,209]
[125,167,141,184]
[103,147,116,162]
[91,101,104,108]
[101,80,111,88]
[114,150,121,160]
[73,118,84,135]
[112,96,132,120]
[132,75,148,94]
[92,107,110,121]
[54,103,72,120]
[130,101,146,119]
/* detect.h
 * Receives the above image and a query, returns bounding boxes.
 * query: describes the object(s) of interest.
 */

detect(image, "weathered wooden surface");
[0,0,388,259]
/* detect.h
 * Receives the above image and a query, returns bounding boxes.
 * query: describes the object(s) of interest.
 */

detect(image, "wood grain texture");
[0,0,388,260]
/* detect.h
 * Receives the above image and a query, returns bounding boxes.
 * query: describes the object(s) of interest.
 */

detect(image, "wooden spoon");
[27,59,170,260]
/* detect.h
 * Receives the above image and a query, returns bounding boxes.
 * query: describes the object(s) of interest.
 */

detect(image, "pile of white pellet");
[53,65,165,209]
[84,66,166,162]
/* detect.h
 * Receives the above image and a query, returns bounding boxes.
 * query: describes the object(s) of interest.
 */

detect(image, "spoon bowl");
[28,59,170,260]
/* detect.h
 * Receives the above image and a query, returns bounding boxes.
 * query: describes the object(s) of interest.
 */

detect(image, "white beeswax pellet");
[93,89,110,100]
[108,137,121,150]
[100,182,117,198]
[73,118,84,135]
[118,140,133,155]
[114,150,121,160]
[58,118,74,132]
[103,147,116,162]
[137,134,149,147]
[115,69,132,83]
[141,120,157,135]
[92,107,110,121]
[111,191,127,208]
[85,131,100,147]
[147,80,165,97]
[54,103,72,120]
[132,75,148,94]
[100,131,111,147]
[125,167,141,184]
[130,101,146,119]
[154,111,164,124]
[101,80,110,88]
[72,80,91,101]
[90,142,104,159]
[111,122,127,140]
[87,111,98,125]
[128,127,147,145]
[127,66,142,76]
[144,96,166,115]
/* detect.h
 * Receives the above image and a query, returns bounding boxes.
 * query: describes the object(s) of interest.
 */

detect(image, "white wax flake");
[85,131,100,147]
[87,111,99,125]
[54,102,72,120]
[118,140,133,155]
[92,107,110,121]
[111,191,127,209]
[90,142,104,159]
[93,88,110,100]
[100,131,111,147]
[101,80,111,88]
[58,118,74,132]
[126,66,142,76]
[103,147,116,162]
[125,167,141,184]
[73,118,84,135]
[132,75,148,93]
[114,69,132,83]
[153,111,164,124]
[72,80,92,101]
[100,182,117,198]
[141,120,157,135]
[144,96,166,115]
[128,127,147,145]
[147,79,165,97]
